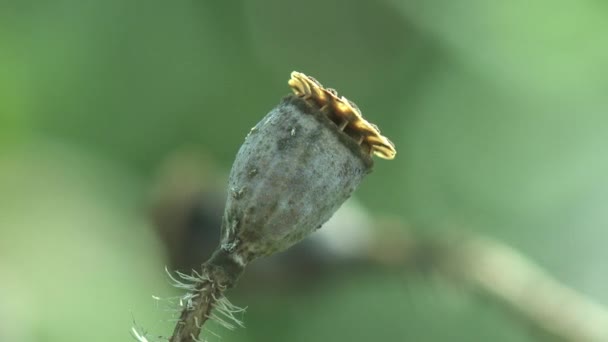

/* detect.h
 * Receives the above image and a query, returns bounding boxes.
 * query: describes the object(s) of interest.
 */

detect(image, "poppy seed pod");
[209,72,395,280]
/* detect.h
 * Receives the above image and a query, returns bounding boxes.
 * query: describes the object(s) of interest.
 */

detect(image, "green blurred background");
[1,0,607,341]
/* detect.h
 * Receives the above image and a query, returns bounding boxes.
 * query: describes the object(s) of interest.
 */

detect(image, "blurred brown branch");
[456,237,608,342]
[371,230,608,342]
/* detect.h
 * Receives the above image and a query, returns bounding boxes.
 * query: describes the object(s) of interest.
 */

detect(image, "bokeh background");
[1,0,608,341]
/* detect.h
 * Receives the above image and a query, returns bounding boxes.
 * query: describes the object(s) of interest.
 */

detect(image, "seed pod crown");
[288,71,396,160]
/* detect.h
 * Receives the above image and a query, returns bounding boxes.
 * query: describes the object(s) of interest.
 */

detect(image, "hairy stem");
[168,249,245,342]
[169,280,221,342]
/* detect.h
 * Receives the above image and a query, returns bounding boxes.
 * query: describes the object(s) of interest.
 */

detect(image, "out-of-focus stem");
[456,237,608,342]
[371,231,608,342]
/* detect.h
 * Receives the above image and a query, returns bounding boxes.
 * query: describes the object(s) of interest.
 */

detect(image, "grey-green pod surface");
[218,95,374,268]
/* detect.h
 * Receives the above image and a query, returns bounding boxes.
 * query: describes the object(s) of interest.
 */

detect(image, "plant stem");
[169,279,221,342]
[168,249,245,342]
[169,281,222,342]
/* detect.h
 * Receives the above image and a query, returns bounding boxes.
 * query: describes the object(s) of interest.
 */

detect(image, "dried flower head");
[166,71,396,342]
[212,71,397,272]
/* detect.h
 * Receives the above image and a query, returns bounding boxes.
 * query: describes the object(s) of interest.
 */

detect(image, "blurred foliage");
[1,0,607,341]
